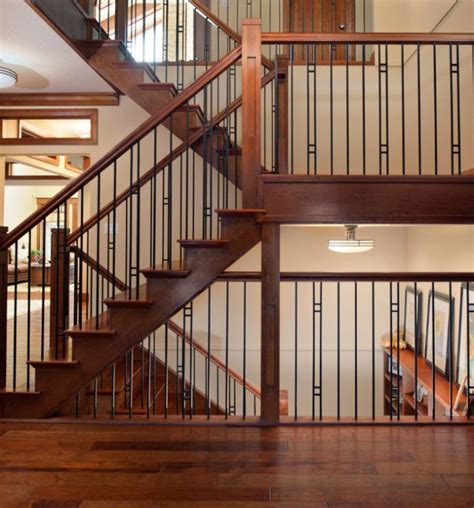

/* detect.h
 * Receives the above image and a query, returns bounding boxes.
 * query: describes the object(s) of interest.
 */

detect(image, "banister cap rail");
[261,32,474,44]
[1,45,242,250]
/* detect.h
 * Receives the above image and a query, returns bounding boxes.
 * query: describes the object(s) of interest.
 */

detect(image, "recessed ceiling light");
[0,67,17,88]
[328,225,375,254]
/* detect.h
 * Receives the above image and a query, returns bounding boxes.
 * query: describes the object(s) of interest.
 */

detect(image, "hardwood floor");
[0,422,474,506]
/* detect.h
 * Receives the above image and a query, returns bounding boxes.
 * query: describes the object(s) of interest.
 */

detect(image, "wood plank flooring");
[0,422,474,506]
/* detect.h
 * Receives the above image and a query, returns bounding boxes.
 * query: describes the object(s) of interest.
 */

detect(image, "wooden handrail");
[2,46,242,250]
[217,271,474,282]
[261,32,474,44]
[167,320,261,399]
[67,68,275,244]
[189,0,274,71]
[69,245,127,291]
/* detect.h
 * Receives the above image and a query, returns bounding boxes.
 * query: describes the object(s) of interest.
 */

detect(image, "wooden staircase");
[71,344,223,418]
[75,39,243,187]
[0,210,264,418]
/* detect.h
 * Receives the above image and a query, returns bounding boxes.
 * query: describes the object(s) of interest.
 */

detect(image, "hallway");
[1,421,474,506]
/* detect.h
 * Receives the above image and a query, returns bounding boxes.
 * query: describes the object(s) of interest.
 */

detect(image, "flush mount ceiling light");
[0,67,17,88]
[328,225,374,254]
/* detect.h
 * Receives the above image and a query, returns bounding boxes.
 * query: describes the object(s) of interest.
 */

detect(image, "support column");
[261,223,280,424]
[50,228,70,358]
[115,0,128,45]
[242,19,262,208]
[275,54,289,174]
[0,227,8,389]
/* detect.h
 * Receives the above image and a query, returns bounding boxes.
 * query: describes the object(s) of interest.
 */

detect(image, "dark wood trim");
[167,321,261,399]
[261,32,474,44]
[69,245,127,292]
[261,223,280,425]
[0,227,7,389]
[242,19,262,208]
[2,46,242,250]
[0,108,98,145]
[5,161,68,181]
[259,174,474,224]
[0,93,119,107]
[217,272,474,283]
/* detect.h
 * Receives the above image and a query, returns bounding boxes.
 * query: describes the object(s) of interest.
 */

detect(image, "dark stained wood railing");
[0,46,242,251]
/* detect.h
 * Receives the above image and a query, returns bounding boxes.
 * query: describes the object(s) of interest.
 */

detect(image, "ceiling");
[0,0,113,93]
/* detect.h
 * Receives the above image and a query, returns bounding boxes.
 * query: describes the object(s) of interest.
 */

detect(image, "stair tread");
[114,61,158,82]
[27,360,79,368]
[178,239,228,248]
[137,82,177,95]
[67,314,116,338]
[142,262,191,278]
[216,209,265,218]
[0,389,41,397]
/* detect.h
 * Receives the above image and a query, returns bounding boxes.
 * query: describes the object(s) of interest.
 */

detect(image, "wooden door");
[283,0,355,62]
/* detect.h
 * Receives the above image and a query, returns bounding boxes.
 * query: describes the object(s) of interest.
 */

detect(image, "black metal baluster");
[294,281,298,419]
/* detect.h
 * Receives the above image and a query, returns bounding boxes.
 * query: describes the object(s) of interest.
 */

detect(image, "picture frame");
[424,291,454,378]
[456,283,474,386]
[403,286,423,354]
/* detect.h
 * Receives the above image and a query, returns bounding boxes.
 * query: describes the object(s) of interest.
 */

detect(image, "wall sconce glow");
[0,67,17,88]
[328,225,374,254]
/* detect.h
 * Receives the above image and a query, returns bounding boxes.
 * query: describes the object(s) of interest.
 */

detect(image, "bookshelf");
[383,348,466,418]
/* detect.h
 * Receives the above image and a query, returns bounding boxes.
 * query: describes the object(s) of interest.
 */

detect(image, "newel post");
[242,18,262,208]
[0,227,8,389]
[275,54,289,174]
[261,222,280,424]
[50,228,70,358]
[115,0,128,45]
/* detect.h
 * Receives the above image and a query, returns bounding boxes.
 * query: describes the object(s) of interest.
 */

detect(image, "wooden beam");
[259,175,474,224]
[0,227,7,389]
[242,19,262,208]
[261,222,280,425]
[0,93,119,107]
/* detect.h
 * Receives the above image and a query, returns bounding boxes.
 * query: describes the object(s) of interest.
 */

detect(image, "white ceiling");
[0,0,113,93]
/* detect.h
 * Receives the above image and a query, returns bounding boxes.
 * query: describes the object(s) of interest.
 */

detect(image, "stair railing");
[241,26,474,176]
[0,46,245,393]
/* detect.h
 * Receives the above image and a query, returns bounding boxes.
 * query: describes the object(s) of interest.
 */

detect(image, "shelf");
[383,348,464,415]
[384,372,401,386]
[404,392,428,416]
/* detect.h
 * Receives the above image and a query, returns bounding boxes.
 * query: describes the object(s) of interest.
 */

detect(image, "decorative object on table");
[18,243,29,262]
[425,290,454,377]
[380,330,407,350]
[30,249,42,263]
[404,286,423,353]
[456,283,474,386]
[388,357,401,376]
[415,384,425,403]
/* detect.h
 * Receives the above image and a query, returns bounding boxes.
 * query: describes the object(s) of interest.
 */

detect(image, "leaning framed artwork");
[457,283,474,386]
[403,286,423,353]
[425,291,454,377]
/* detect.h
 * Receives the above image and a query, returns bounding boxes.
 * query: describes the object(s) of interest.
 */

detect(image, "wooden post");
[261,223,280,424]
[242,19,262,208]
[78,0,94,16]
[115,0,128,45]
[275,54,289,174]
[0,227,8,389]
[50,228,70,357]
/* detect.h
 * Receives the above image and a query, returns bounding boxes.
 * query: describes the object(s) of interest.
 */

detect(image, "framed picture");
[457,283,474,386]
[404,287,423,353]
[425,291,454,377]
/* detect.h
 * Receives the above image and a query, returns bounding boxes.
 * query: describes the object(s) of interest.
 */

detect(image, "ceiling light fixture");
[328,225,375,254]
[0,67,17,88]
